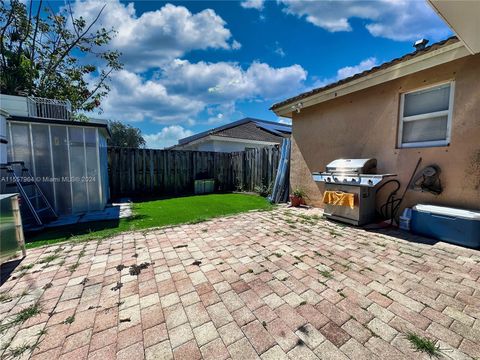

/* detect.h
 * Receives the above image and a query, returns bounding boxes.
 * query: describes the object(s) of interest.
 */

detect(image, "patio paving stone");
[173,339,202,360]
[1,206,479,359]
[199,337,229,360]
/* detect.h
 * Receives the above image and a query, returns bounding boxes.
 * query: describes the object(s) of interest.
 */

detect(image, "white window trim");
[398,81,455,148]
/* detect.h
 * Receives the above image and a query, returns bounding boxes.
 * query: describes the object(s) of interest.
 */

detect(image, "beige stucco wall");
[290,54,480,213]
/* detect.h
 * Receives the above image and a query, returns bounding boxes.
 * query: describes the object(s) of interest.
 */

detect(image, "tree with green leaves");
[108,120,146,148]
[0,0,122,113]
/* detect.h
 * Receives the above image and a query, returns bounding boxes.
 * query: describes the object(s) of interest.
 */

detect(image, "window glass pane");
[98,131,109,205]
[85,128,100,210]
[7,124,13,161]
[69,127,88,213]
[69,126,84,144]
[31,124,54,209]
[9,123,32,170]
[7,123,34,200]
[404,84,450,117]
[402,116,448,144]
[51,126,72,214]
[84,127,96,145]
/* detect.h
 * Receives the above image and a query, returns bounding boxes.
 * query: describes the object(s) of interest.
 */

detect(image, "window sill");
[397,141,450,149]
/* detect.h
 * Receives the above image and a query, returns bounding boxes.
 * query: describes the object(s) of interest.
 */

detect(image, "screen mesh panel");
[403,84,450,117]
[69,127,88,213]
[402,116,448,143]
[50,125,72,214]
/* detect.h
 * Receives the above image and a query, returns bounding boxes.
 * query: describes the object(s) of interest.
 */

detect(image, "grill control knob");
[326,177,331,182]
[368,179,373,186]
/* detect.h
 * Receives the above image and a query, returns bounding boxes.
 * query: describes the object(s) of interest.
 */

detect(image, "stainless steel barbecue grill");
[312,159,395,225]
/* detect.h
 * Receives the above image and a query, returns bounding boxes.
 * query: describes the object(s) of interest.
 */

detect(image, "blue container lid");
[413,204,480,221]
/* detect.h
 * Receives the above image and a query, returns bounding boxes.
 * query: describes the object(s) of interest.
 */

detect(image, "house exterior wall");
[290,54,480,212]
[179,138,276,153]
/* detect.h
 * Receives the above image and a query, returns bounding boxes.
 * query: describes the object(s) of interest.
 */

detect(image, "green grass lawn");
[25,193,273,248]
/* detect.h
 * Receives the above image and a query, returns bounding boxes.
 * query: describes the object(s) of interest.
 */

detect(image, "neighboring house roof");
[177,118,291,146]
[271,36,461,113]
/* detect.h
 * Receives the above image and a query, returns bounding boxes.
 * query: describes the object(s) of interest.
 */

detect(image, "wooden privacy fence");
[107,147,281,199]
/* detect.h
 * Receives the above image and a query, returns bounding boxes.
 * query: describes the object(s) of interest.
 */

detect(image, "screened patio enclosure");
[6,118,109,216]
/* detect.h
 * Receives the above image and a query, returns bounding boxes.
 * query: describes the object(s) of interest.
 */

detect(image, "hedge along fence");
[107,146,281,199]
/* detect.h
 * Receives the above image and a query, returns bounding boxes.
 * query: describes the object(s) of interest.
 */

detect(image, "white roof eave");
[273,41,470,118]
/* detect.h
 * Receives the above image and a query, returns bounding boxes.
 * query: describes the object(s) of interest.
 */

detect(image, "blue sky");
[72,0,452,148]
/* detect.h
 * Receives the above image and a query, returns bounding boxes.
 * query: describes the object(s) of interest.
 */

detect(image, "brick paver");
[1,206,479,359]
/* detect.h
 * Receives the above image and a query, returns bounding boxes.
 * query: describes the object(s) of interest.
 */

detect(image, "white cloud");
[71,0,239,71]
[246,62,307,98]
[274,41,286,57]
[241,0,265,10]
[99,70,204,123]
[336,57,377,79]
[160,59,307,103]
[231,40,242,50]
[96,60,307,124]
[278,0,450,41]
[207,113,227,125]
[313,57,378,88]
[71,0,308,126]
[144,125,194,149]
[206,102,240,125]
[278,117,292,125]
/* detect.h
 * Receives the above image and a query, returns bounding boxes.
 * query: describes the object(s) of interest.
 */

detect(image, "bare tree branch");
[67,0,79,37]
[29,0,43,76]
[39,3,106,87]
[15,0,33,65]
[79,67,113,107]
[0,1,16,68]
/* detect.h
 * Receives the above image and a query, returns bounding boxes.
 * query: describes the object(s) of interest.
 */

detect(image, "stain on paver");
[111,281,123,291]
[0,207,479,360]
[296,338,306,346]
[116,264,126,271]
[297,325,309,334]
[129,262,151,275]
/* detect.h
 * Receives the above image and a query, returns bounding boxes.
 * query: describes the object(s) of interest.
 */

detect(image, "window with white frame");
[398,81,454,148]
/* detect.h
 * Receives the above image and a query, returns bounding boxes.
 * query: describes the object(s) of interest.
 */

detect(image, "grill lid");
[325,158,377,174]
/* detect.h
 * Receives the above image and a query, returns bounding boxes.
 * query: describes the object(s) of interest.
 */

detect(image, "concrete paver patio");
[1,207,479,359]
